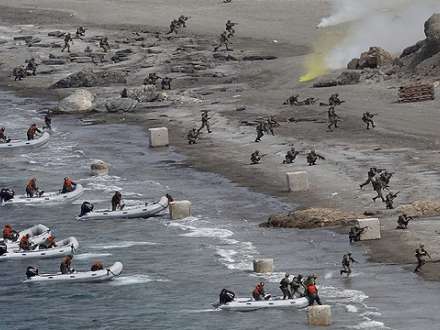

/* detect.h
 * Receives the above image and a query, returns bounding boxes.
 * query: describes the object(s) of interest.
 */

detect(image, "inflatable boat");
[215,296,309,311]
[4,224,52,248]
[2,184,84,206]
[0,132,50,150]
[24,262,123,284]
[77,196,169,221]
[0,237,79,261]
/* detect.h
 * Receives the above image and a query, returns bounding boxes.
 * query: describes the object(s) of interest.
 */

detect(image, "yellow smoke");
[299,29,347,82]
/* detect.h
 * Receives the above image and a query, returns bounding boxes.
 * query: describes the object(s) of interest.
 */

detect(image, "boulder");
[127,85,163,102]
[358,47,394,69]
[58,89,94,113]
[105,98,138,113]
[400,40,425,58]
[90,160,109,176]
[51,69,127,88]
[48,31,65,38]
[424,13,440,43]
[337,70,361,85]
[42,59,67,65]
[347,58,360,70]
[313,79,338,88]
[242,55,277,61]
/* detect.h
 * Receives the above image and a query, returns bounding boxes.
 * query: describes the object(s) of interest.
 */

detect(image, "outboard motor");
[0,241,7,256]
[26,266,39,279]
[219,289,235,305]
[79,201,94,217]
[0,188,15,203]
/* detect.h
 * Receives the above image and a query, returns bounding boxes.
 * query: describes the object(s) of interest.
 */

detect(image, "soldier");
[144,73,161,86]
[396,214,413,230]
[161,77,172,90]
[167,19,179,34]
[187,128,199,145]
[61,33,73,53]
[362,112,377,129]
[26,58,38,76]
[279,273,292,300]
[327,106,340,131]
[44,112,52,130]
[99,37,110,52]
[178,15,189,28]
[76,26,86,38]
[13,66,26,81]
[284,94,299,106]
[307,150,325,166]
[213,31,230,52]
[290,274,305,298]
[255,121,264,142]
[225,20,238,38]
[349,225,368,243]
[372,178,385,202]
[0,127,11,143]
[340,253,357,276]
[360,167,378,189]
[250,150,262,164]
[198,110,212,134]
[385,191,399,209]
[329,93,344,106]
[121,88,128,98]
[414,244,431,273]
[283,147,299,164]
[379,170,393,189]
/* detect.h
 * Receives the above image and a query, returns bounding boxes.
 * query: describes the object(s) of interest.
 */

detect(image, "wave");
[89,241,159,250]
[349,320,389,329]
[110,274,170,286]
[74,252,112,260]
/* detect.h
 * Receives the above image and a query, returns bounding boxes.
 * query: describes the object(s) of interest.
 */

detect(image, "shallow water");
[1,90,440,330]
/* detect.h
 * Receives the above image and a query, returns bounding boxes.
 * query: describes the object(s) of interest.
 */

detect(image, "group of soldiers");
[284,94,317,106]
[143,73,172,90]
[167,15,190,35]
[61,28,109,54]
[359,167,399,209]
[214,20,238,52]
[251,147,324,166]
[12,58,38,81]
[187,110,212,144]
[254,116,278,142]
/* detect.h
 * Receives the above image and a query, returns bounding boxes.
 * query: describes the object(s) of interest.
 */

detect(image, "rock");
[358,47,394,69]
[90,160,109,176]
[13,36,33,41]
[399,200,440,217]
[48,31,65,38]
[313,79,338,88]
[337,70,361,85]
[213,53,238,61]
[127,85,162,102]
[242,55,277,61]
[261,208,360,229]
[400,40,425,58]
[51,69,127,88]
[58,89,94,113]
[115,49,133,55]
[424,13,440,43]
[347,58,360,70]
[253,259,273,273]
[42,59,67,65]
[147,47,162,54]
[105,98,138,113]
[169,200,192,220]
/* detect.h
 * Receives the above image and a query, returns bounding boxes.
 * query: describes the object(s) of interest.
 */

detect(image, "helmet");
[285,273,289,277]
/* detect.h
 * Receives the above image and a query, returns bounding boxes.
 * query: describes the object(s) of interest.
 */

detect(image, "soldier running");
[360,167,378,189]
[340,253,357,276]
[198,110,212,134]
[385,191,399,209]
[327,106,340,131]
[161,77,172,90]
[61,33,73,53]
[396,214,413,229]
[225,20,238,38]
[255,121,264,142]
[414,244,431,273]
[213,31,230,52]
[250,150,262,164]
[187,128,199,145]
[307,150,325,166]
[362,112,377,129]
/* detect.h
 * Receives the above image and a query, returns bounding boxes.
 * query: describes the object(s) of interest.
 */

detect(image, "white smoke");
[319,0,440,69]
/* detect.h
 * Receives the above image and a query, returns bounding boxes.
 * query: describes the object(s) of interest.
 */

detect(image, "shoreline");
[1,2,440,281]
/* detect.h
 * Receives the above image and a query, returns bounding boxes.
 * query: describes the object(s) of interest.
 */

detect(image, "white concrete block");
[356,218,381,240]
[308,305,332,326]
[286,171,309,192]
[253,258,273,273]
[148,127,169,148]
[169,200,192,220]
[90,160,109,176]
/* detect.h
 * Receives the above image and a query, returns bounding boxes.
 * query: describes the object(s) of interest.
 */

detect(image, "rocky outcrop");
[51,69,127,88]
[127,85,164,102]
[424,14,440,43]
[399,200,440,218]
[105,98,138,113]
[260,208,360,229]
[313,79,338,88]
[57,89,94,113]
[337,70,361,85]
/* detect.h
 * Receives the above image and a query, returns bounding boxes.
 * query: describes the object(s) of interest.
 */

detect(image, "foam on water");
[349,320,388,329]
[89,241,159,250]
[111,275,170,286]
[215,248,237,263]
[346,304,359,313]
[74,252,112,260]
[321,286,368,303]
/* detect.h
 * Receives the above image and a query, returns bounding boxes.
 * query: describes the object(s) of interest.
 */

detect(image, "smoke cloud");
[318,0,440,69]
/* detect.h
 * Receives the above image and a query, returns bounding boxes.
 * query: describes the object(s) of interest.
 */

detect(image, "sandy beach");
[2,0,440,283]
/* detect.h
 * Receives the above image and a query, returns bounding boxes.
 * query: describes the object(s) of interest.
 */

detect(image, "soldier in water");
[340,253,357,277]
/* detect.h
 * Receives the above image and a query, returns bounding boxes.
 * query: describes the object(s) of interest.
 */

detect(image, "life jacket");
[27,126,37,137]
[3,227,12,239]
[91,262,104,271]
[254,284,264,295]
[307,284,317,295]
[19,236,30,250]
[26,179,37,191]
[64,178,73,190]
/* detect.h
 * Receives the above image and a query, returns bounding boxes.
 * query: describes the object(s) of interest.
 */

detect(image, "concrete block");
[148,127,169,148]
[90,160,109,176]
[356,218,381,240]
[169,200,192,220]
[308,305,332,326]
[286,171,309,192]
[253,258,273,273]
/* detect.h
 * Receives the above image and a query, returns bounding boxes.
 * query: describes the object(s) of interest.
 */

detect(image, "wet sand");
[1,0,440,280]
